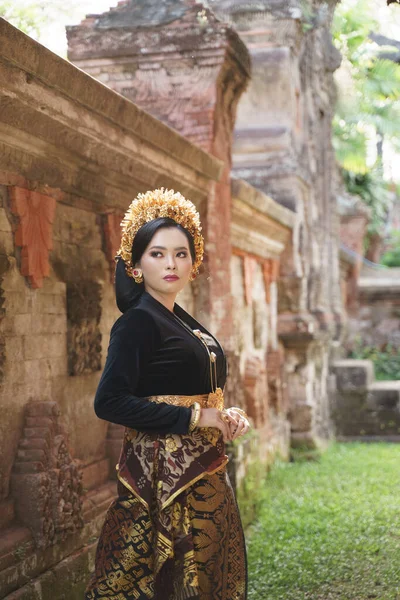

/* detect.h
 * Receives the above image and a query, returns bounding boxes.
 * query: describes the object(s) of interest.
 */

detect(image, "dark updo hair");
[115,217,196,313]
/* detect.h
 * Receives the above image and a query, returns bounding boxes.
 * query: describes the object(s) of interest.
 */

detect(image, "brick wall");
[0,17,221,597]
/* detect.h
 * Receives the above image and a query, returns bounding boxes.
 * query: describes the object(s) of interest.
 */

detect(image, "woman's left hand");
[224,408,251,441]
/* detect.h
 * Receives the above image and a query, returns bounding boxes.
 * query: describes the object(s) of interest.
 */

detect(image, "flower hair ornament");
[115,188,204,282]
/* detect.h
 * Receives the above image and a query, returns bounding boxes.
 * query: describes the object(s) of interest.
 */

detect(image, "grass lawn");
[247,442,400,600]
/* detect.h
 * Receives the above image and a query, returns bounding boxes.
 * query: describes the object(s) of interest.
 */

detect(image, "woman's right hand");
[197,408,238,443]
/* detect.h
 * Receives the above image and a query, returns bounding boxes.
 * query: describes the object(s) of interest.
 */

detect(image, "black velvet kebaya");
[94,290,227,435]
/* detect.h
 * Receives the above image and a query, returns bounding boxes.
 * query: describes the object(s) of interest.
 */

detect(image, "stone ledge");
[332,360,400,439]
[0,19,221,185]
[3,539,97,600]
[332,359,375,393]
[367,382,400,410]
[231,176,295,230]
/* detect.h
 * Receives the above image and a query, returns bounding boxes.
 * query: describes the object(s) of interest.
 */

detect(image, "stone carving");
[9,186,56,289]
[67,280,102,376]
[11,401,83,548]
[103,212,124,283]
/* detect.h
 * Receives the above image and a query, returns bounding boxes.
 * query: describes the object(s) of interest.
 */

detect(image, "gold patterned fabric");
[85,391,247,599]
[85,469,246,599]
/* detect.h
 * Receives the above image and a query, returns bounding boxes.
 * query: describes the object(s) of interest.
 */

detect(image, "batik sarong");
[85,391,247,599]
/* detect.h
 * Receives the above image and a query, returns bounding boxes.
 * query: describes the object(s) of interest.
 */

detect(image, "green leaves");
[381,230,400,267]
[333,117,369,174]
[332,0,400,238]
[363,59,400,101]
[343,169,394,234]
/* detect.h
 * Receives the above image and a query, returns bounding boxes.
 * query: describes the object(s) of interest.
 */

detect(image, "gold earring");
[132,268,143,284]
[189,267,197,282]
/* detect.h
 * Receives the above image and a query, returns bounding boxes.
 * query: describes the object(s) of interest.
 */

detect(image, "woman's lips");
[163,275,179,281]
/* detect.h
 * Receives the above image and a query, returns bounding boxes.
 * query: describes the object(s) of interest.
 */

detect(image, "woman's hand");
[197,408,237,442]
[225,408,251,441]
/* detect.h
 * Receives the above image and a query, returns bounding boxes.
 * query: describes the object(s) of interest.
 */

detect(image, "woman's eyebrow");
[149,245,188,250]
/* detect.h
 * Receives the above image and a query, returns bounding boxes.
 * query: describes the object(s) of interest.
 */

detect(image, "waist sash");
[116,387,228,511]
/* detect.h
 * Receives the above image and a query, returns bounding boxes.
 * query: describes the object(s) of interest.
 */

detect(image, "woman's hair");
[115,217,196,313]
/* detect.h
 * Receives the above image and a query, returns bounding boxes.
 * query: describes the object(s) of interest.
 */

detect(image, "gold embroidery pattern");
[147,389,224,411]
[85,471,247,599]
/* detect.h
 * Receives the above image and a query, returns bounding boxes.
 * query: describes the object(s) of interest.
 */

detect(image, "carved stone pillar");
[211,0,342,448]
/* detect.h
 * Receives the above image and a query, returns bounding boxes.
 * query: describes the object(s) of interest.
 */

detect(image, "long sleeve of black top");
[94,308,192,434]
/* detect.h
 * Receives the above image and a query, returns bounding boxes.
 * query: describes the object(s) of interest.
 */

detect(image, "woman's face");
[137,227,193,297]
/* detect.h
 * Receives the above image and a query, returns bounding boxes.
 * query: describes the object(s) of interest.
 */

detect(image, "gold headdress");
[116,188,204,281]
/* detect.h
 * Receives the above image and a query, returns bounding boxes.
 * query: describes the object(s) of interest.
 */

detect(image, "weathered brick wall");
[0,17,222,598]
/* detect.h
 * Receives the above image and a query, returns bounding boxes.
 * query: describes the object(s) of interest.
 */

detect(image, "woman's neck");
[144,287,176,312]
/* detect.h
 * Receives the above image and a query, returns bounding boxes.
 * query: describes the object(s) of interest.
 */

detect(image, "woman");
[85,188,250,600]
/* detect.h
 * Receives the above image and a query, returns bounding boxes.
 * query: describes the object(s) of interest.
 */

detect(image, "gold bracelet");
[188,402,201,433]
[220,410,231,424]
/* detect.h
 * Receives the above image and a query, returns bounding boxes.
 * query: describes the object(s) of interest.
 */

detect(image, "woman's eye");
[150,251,188,258]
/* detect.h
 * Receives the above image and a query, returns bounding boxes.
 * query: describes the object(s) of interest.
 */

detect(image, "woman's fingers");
[230,417,250,440]
[231,419,245,440]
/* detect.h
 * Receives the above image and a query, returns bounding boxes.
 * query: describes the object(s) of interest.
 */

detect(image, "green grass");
[247,442,400,600]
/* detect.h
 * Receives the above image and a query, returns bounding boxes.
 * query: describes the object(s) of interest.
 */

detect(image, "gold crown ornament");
[116,188,204,281]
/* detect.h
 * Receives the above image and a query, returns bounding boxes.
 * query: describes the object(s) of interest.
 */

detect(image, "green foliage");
[349,338,400,380]
[333,0,400,235]
[333,118,369,173]
[381,229,400,267]
[342,169,395,234]
[0,0,82,40]
[248,442,400,599]
[333,0,377,57]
